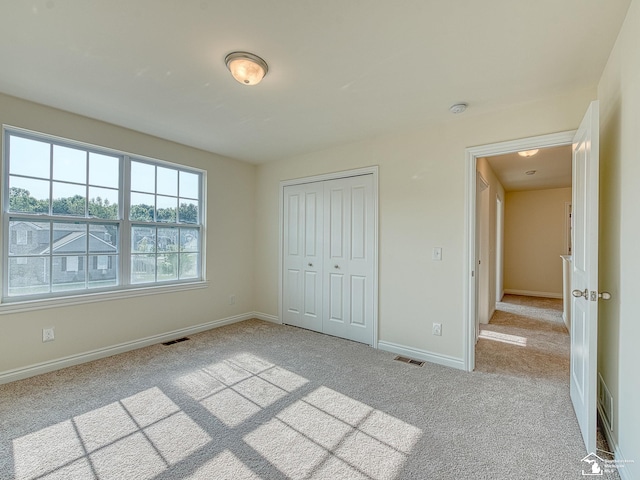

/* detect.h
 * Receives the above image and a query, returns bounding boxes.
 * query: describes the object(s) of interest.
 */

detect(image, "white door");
[570,100,599,454]
[323,175,375,344]
[475,172,490,341]
[282,183,324,332]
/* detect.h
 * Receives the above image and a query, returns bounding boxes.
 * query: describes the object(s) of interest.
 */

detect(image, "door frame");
[463,131,575,371]
[278,166,379,348]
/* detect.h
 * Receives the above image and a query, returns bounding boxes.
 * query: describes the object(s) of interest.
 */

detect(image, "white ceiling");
[485,145,572,192]
[0,1,631,164]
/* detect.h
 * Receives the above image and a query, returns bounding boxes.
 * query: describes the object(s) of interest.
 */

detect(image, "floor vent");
[394,356,425,367]
[162,337,190,346]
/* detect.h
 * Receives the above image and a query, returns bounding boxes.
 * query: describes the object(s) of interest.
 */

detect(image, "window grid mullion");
[121,155,132,287]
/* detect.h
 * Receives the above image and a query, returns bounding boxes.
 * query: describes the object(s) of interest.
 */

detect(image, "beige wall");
[598,0,640,473]
[0,93,256,374]
[255,87,595,361]
[503,187,571,297]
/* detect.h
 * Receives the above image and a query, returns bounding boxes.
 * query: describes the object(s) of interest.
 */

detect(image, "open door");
[570,100,599,454]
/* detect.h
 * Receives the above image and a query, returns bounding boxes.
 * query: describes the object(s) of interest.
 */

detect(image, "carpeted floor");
[476,294,620,480]
[475,294,570,381]
[0,304,617,479]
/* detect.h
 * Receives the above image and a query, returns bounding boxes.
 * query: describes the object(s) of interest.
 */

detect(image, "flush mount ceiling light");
[449,103,468,114]
[518,149,539,157]
[225,51,268,86]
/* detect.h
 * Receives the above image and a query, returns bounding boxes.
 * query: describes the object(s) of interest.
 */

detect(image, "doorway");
[463,131,576,371]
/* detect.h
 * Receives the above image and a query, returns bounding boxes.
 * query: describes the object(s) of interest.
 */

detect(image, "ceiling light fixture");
[449,103,468,114]
[525,170,537,175]
[225,51,268,86]
[518,149,539,157]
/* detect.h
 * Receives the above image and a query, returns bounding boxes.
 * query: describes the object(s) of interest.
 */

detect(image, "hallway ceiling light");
[225,51,268,86]
[518,149,539,157]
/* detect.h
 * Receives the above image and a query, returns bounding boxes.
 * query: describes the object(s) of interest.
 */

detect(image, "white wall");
[598,0,640,474]
[503,187,572,297]
[476,157,506,317]
[0,94,256,375]
[254,86,595,363]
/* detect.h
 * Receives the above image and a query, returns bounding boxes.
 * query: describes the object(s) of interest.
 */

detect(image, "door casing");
[279,166,379,348]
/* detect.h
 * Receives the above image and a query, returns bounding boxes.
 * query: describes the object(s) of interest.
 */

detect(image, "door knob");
[599,292,612,300]
[334,265,340,269]
[572,288,588,298]
[308,263,313,267]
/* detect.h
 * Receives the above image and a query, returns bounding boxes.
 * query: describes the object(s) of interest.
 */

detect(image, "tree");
[178,202,198,223]
[130,204,154,222]
[88,196,118,219]
[9,187,49,213]
[52,195,85,216]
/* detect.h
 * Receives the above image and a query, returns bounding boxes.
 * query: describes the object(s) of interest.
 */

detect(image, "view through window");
[3,128,204,301]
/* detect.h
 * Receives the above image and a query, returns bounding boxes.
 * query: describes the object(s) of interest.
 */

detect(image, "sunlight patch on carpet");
[12,387,212,480]
[11,353,421,480]
[479,329,528,346]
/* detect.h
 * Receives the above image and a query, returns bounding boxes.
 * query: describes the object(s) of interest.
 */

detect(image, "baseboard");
[252,312,281,324]
[0,312,255,385]
[597,406,636,480]
[377,340,465,371]
[503,289,562,299]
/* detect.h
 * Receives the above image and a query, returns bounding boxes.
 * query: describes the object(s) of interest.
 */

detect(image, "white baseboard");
[252,312,281,324]
[377,340,465,371]
[0,312,255,385]
[597,406,636,480]
[503,289,562,299]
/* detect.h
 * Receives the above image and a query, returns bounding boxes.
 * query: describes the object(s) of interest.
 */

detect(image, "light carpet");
[0,309,610,479]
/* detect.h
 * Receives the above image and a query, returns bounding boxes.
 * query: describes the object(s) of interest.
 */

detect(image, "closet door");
[323,175,375,344]
[282,183,324,332]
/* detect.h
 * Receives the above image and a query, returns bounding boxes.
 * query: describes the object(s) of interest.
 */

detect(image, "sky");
[8,134,200,208]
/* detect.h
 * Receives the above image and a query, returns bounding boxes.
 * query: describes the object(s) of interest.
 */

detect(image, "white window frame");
[1,126,207,314]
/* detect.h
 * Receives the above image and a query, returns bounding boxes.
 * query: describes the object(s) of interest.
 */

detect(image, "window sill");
[0,281,209,315]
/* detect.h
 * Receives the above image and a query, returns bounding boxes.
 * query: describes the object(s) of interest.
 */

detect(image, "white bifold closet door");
[283,174,375,345]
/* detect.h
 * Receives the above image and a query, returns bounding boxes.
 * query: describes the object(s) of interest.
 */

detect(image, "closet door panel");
[283,183,323,332]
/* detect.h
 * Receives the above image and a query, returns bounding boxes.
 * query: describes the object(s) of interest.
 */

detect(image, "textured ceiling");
[0,0,631,163]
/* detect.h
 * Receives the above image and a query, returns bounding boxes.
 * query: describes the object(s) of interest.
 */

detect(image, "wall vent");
[598,372,614,432]
[394,356,425,367]
[162,337,190,346]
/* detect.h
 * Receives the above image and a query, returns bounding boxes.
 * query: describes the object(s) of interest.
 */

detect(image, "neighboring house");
[9,221,117,289]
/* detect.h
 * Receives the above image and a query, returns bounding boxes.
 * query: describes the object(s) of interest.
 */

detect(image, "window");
[2,128,204,302]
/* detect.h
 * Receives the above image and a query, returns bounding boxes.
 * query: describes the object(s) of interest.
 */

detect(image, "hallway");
[475,294,569,381]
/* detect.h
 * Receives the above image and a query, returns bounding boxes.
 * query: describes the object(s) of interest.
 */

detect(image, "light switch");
[432,247,442,261]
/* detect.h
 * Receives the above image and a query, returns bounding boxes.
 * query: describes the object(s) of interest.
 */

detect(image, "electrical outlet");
[42,327,55,342]
[432,323,442,336]
[229,295,236,305]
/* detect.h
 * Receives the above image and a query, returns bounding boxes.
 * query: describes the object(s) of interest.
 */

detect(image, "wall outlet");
[432,323,442,336]
[229,295,236,305]
[42,327,55,342]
